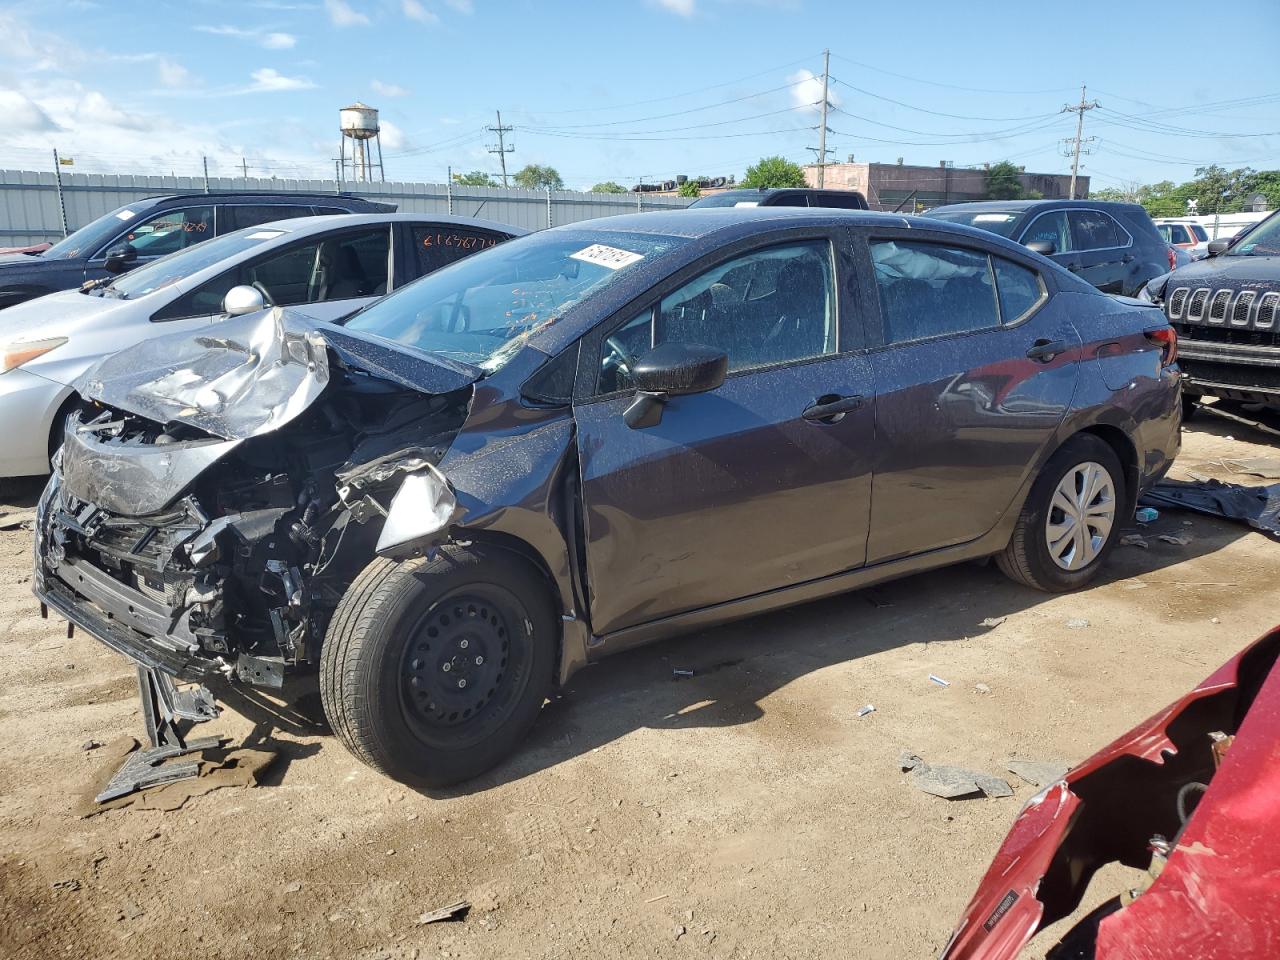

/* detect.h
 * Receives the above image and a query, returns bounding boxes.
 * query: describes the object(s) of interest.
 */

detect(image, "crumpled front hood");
[76,306,480,442]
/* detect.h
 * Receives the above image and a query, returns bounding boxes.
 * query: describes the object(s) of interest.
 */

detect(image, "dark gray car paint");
[36,208,1181,691]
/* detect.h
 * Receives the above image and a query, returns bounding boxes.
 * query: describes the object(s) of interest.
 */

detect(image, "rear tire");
[996,434,1125,592]
[1181,393,1198,422]
[320,545,557,788]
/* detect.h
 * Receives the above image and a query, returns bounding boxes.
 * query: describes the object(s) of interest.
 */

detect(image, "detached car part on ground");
[1142,208,1280,412]
[943,625,1280,960]
[35,209,1181,788]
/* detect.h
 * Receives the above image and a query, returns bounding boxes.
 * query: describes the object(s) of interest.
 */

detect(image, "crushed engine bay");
[35,309,474,688]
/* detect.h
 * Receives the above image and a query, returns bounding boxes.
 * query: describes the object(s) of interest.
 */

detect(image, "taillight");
[1167,245,1177,270]
[1146,326,1177,366]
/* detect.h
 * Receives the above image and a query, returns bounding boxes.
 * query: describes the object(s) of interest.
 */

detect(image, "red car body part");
[942,626,1280,960]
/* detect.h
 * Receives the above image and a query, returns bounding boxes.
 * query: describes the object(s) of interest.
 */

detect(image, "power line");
[524,104,817,138]
[828,52,1074,96]
[829,76,1060,123]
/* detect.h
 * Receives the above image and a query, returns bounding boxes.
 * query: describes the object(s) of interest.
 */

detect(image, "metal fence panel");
[0,170,692,246]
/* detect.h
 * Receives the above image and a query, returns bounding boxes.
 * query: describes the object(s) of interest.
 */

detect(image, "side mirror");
[1025,239,1056,256]
[222,284,267,317]
[623,342,728,430]
[102,243,137,274]
[1207,239,1231,257]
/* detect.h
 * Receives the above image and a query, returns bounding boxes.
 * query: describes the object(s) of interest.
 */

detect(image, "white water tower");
[339,102,386,183]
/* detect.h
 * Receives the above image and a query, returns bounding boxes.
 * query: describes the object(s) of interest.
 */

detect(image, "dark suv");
[927,200,1176,298]
[0,192,396,310]
[688,187,869,210]
[1143,209,1280,411]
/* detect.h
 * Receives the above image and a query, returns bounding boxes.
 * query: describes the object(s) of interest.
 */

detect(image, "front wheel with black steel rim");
[320,545,556,788]
[996,434,1126,592]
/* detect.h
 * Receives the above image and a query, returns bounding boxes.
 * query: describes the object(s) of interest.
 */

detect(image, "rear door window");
[991,257,1046,324]
[411,225,503,274]
[1069,210,1123,250]
[222,205,308,232]
[870,240,1000,343]
[1190,223,1209,242]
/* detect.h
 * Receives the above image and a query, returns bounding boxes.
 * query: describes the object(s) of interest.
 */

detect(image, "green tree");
[984,161,1024,200]
[1246,170,1280,209]
[589,181,627,194]
[453,170,496,187]
[513,164,564,190]
[741,156,807,189]
[677,179,701,198]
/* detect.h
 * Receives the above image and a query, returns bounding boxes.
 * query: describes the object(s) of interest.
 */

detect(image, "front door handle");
[1027,338,1069,362]
[803,394,864,423]
[1121,253,1135,264]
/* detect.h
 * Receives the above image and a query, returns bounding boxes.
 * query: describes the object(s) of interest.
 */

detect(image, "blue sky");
[1,0,1277,191]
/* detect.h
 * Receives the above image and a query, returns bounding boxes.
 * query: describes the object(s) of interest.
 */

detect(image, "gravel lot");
[2,409,1277,960]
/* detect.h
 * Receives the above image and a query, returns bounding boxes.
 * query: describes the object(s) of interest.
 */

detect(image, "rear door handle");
[1027,339,1069,362]
[803,394,864,423]
[1121,254,1135,264]
[1066,262,1082,272]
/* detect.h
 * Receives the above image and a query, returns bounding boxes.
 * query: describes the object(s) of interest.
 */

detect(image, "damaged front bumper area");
[34,307,476,691]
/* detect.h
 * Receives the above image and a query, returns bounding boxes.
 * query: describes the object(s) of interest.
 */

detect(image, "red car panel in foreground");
[943,626,1280,960]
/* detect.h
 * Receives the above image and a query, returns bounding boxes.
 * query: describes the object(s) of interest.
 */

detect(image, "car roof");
[930,199,1149,216]
[237,212,529,237]
[549,206,910,240]
[137,192,386,206]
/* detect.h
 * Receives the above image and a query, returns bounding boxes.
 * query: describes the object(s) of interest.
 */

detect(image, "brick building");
[803,161,1087,212]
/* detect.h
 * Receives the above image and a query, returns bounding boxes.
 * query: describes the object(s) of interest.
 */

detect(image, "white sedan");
[0,213,524,478]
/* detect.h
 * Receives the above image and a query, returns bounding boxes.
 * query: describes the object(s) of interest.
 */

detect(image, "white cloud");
[196,25,298,49]
[157,59,192,87]
[326,0,370,26]
[245,68,317,92]
[654,0,695,15]
[788,68,840,113]
[77,91,151,130]
[379,119,404,150]
[0,89,60,131]
[372,80,410,97]
[402,0,439,22]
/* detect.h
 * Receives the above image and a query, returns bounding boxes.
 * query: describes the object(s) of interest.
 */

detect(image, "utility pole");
[241,157,248,180]
[52,148,69,238]
[486,110,514,187]
[1061,84,1099,200]
[202,156,210,194]
[817,49,830,188]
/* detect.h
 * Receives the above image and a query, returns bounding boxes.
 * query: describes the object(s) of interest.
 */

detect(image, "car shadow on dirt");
[439,510,1253,798]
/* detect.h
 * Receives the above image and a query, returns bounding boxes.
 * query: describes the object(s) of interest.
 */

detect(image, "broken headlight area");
[37,377,472,690]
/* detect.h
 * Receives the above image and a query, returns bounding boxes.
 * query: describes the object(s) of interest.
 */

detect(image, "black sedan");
[35,208,1182,789]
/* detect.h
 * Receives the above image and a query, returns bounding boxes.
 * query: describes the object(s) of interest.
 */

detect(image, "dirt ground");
[1,406,1278,960]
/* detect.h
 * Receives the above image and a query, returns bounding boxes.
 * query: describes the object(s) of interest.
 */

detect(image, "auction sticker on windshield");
[115,210,135,220]
[570,244,644,270]
[247,231,285,240]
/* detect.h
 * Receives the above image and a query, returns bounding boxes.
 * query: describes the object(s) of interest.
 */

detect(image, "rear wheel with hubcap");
[997,434,1126,592]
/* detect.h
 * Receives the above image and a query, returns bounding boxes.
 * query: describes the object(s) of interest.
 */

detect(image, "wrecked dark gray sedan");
[34,208,1182,788]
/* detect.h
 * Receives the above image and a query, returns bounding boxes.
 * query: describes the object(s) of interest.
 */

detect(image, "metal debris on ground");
[1135,507,1159,524]
[927,674,951,687]
[900,753,1012,800]
[0,510,37,530]
[978,616,1007,628]
[415,900,470,925]
[1120,534,1149,548]
[1158,533,1192,546]
[1066,618,1090,629]
[1006,759,1070,787]
[857,704,876,718]
[1140,478,1280,539]
[672,669,695,678]
[1222,457,1280,480]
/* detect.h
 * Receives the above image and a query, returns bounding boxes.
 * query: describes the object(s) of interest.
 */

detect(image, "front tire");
[996,434,1125,592]
[320,545,556,788]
